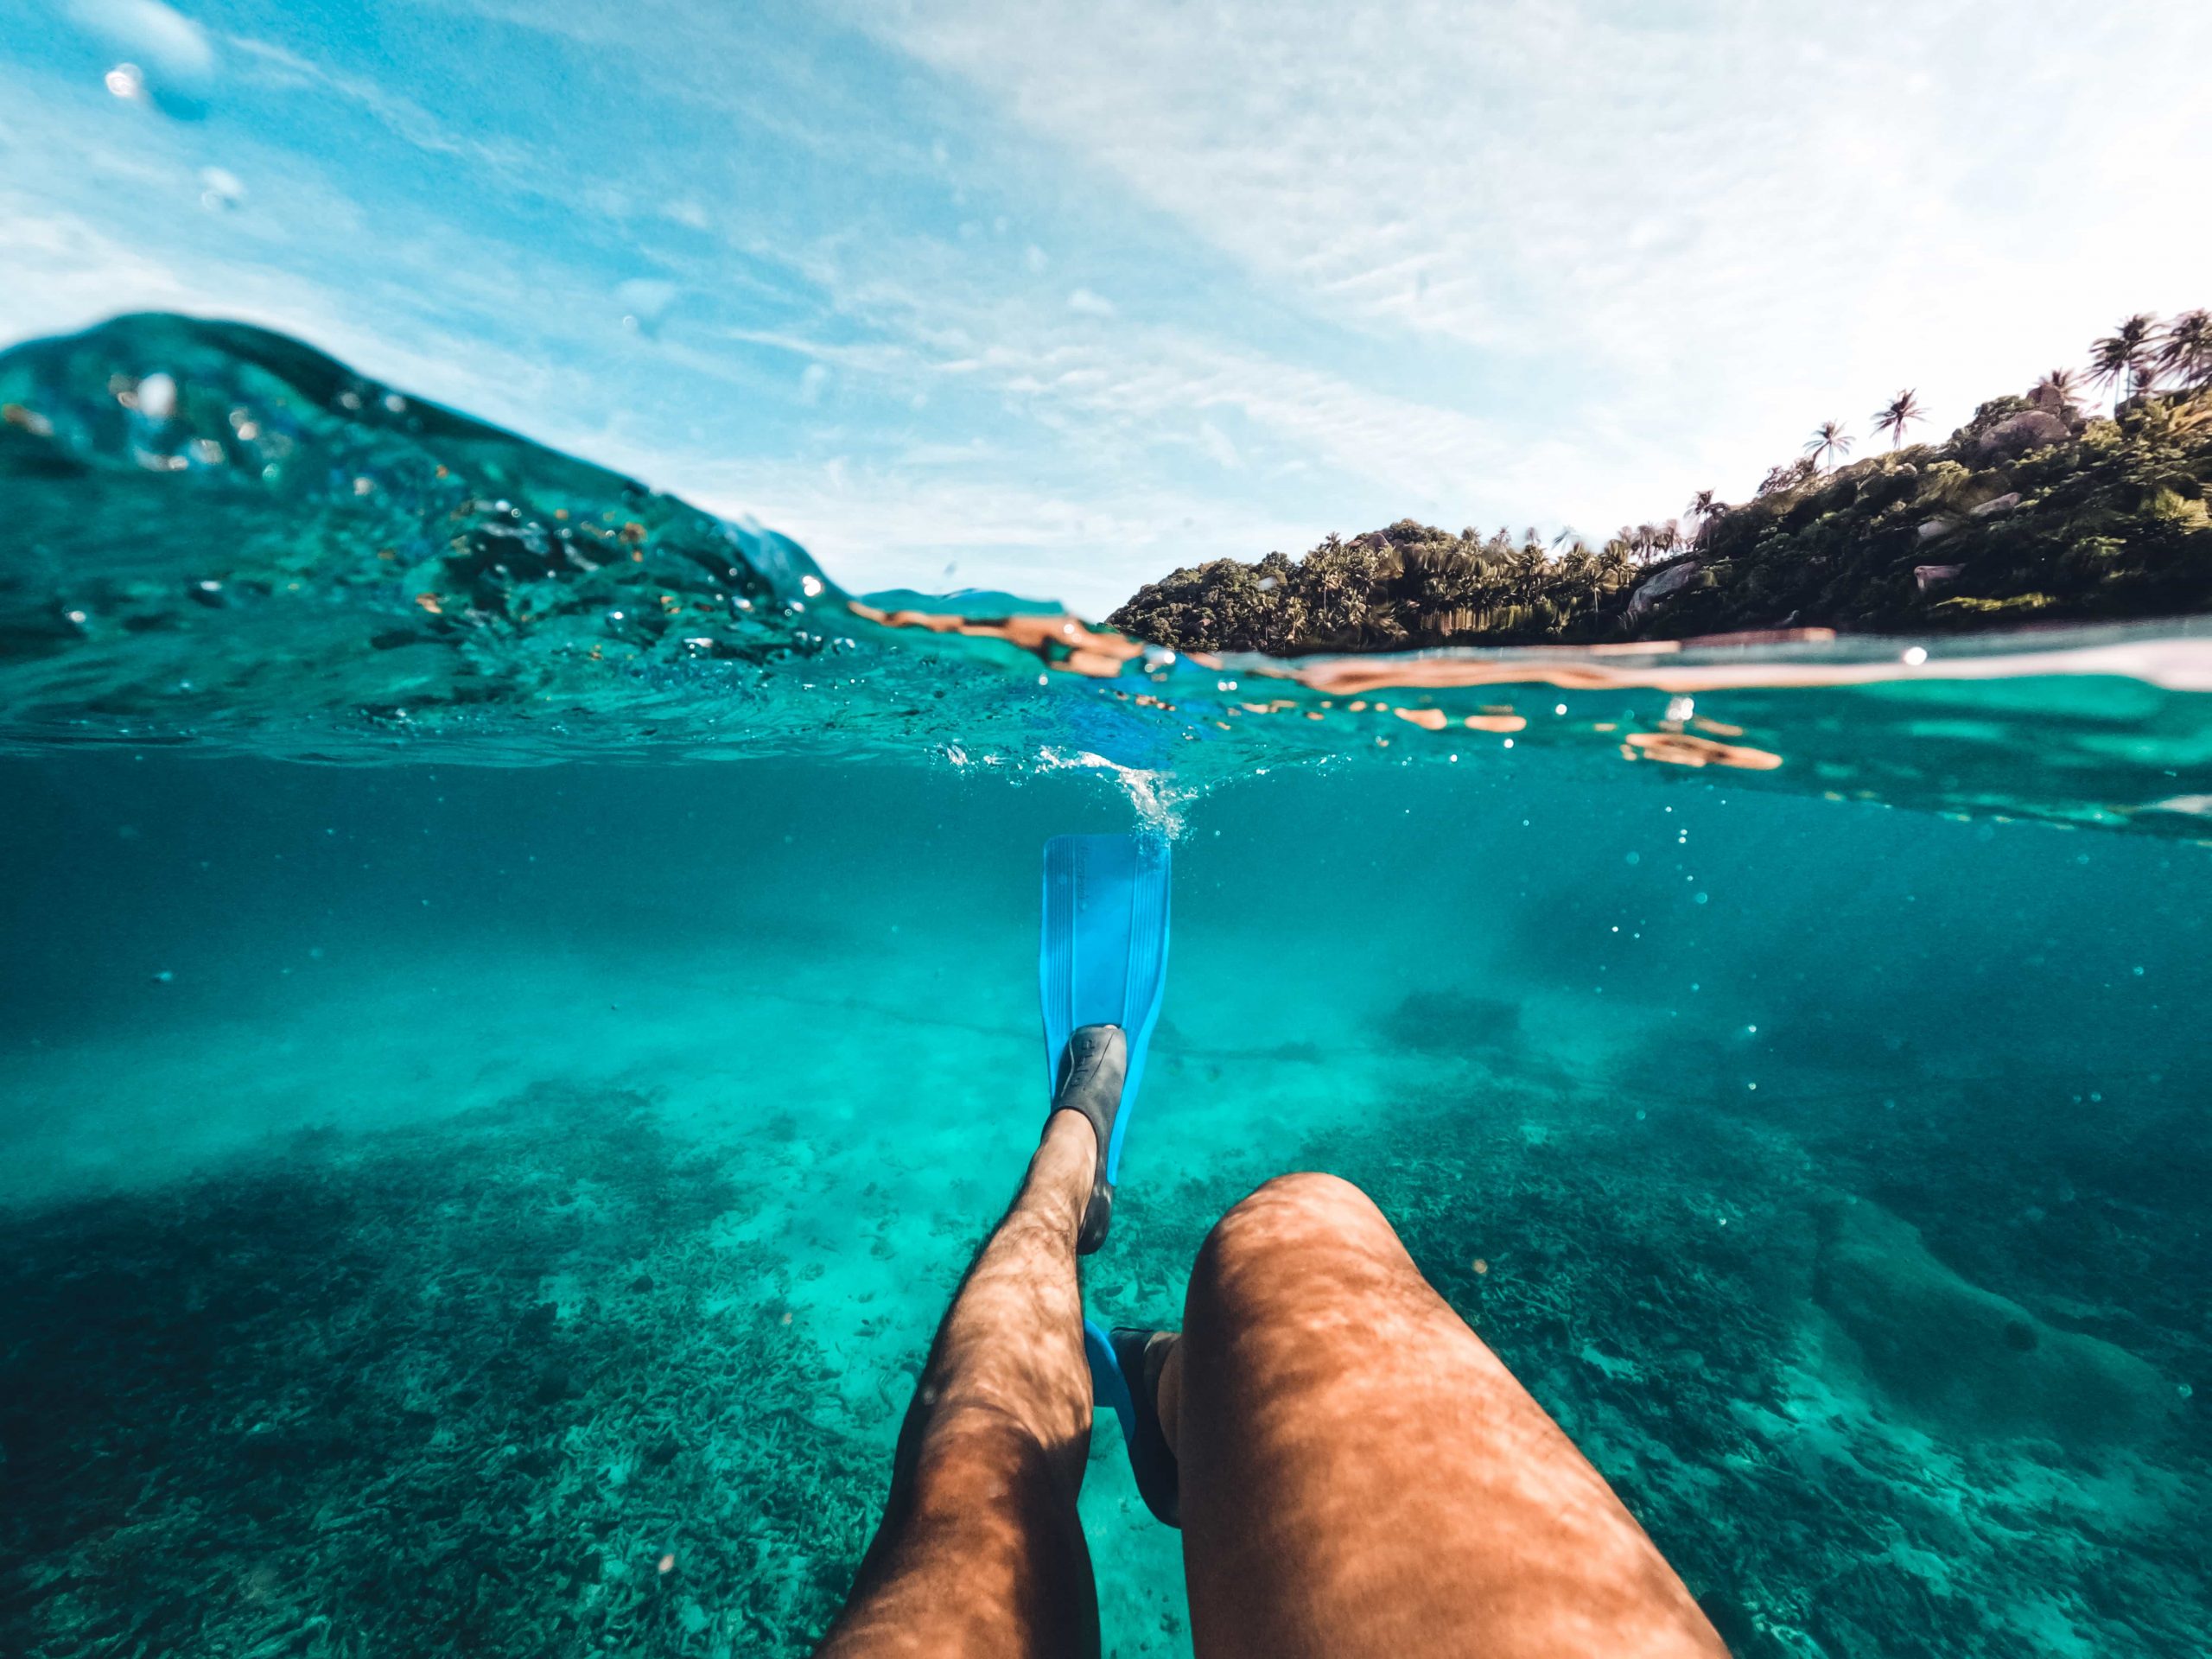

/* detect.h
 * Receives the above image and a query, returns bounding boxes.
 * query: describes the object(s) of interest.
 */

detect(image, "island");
[1109,312,2212,652]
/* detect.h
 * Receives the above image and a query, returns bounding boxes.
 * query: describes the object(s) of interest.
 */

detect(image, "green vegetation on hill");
[1109,312,2212,652]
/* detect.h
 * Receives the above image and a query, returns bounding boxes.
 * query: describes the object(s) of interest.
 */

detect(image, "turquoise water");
[3,316,2210,1657]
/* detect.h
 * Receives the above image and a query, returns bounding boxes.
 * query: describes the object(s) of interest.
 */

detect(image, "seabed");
[3,756,2207,1658]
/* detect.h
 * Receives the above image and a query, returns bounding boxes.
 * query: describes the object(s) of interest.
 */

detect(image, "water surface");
[3,316,2208,1658]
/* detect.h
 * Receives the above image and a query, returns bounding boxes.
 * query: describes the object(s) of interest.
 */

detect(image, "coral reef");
[1264,1063,2210,1657]
[3,1020,2206,1656]
[0,1084,884,1659]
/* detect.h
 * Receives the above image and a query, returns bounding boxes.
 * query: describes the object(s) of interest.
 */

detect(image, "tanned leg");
[1162,1172,1726,1659]
[814,1112,1100,1659]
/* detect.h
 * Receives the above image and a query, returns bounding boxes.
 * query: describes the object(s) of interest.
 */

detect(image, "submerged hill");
[1110,373,2212,654]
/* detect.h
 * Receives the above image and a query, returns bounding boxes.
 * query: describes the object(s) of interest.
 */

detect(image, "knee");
[1197,1171,1386,1281]
[1237,1169,1376,1221]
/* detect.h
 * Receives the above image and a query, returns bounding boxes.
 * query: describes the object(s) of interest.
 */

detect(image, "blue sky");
[4,0,2209,613]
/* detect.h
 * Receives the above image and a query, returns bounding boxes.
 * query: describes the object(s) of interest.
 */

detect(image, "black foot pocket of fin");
[1050,1024,1124,1254]
[1109,1326,1181,1528]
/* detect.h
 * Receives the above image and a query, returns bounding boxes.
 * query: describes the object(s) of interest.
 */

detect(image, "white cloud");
[23,0,2209,619]
[68,0,216,79]
[855,0,2212,505]
[0,183,602,441]
[225,35,536,174]
[196,165,245,208]
[715,288,1540,514]
[662,454,1314,613]
[0,28,1646,606]
[613,277,680,321]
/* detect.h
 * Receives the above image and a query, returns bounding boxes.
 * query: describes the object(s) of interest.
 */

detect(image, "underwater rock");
[1383,988,1522,1055]
[1812,1198,2174,1445]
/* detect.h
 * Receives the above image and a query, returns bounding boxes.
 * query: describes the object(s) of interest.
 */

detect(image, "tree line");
[1109,311,2212,652]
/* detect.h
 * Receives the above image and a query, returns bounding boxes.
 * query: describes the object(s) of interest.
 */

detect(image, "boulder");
[1914,563,1963,592]
[1969,491,2023,518]
[1974,409,2069,459]
[1813,1198,2175,1446]
[1916,518,1956,543]
[1624,559,1699,624]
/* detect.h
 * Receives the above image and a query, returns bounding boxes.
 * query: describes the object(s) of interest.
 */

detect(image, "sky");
[3,0,2209,614]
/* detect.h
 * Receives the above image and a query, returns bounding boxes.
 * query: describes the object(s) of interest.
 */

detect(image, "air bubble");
[136,373,177,422]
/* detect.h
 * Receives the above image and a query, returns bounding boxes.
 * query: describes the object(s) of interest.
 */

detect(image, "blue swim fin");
[1039,833,1171,1187]
[1084,1318,1137,1440]
[1084,1317,1184,1527]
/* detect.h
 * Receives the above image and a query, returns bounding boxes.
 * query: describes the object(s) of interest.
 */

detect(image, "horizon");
[4,1,2209,615]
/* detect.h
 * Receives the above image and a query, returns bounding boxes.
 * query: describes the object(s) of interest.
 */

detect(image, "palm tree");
[2031,367,2082,418]
[1804,420,1853,470]
[2159,309,2212,391]
[1507,540,1548,602]
[1598,537,1636,585]
[1871,389,1924,448]
[2089,313,2159,407]
[1684,488,1718,525]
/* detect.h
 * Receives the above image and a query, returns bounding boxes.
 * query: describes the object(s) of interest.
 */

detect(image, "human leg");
[1165,1172,1726,1659]
[812,1109,1101,1659]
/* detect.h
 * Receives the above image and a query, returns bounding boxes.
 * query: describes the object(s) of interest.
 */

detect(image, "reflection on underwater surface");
[3,314,2211,1656]
[2,756,2208,1657]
